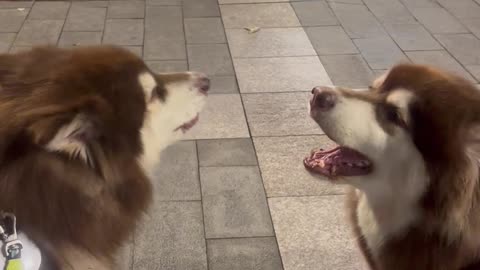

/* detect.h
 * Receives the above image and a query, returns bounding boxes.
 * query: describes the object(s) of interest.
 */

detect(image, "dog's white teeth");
[360,161,370,167]
[346,162,354,167]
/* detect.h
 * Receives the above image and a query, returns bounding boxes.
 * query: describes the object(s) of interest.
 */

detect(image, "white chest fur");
[357,195,383,253]
[356,191,420,255]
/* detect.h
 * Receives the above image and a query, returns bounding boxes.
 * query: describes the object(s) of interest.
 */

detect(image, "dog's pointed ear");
[44,114,98,167]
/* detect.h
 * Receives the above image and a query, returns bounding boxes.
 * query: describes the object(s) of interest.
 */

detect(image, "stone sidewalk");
[1,0,480,269]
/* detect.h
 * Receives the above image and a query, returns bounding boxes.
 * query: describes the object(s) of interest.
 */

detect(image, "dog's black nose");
[311,86,337,111]
[197,76,210,94]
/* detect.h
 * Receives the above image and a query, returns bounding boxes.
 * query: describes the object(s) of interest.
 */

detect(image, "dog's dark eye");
[385,106,400,123]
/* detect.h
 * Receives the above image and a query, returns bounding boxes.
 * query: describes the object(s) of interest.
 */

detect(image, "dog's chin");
[303,145,373,181]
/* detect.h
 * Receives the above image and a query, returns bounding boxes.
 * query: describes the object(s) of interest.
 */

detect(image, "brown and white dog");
[304,64,480,270]
[0,45,208,269]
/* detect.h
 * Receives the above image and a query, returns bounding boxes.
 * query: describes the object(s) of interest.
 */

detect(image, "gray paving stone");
[185,18,226,44]
[115,239,133,270]
[15,20,63,46]
[183,0,220,18]
[435,34,480,66]
[149,141,201,201]
[220,3,300,28]
[233,56,331,93]
[226,28,316,58]
[147,0,182,5]
[103,19,144,45]
[363,0,416,23]
[71,1,108,8]
[291,1,338,26]
[64,5,106,32]
[373,69,388,77]
[147,60,188,73]
[410,7,468,34]
[326,0,364,4]
[209,76,239,94]
[0,9,29,33]
[462,18,480,39]
[107,0,145,18]
[183,94,250,139]
[384,23,442,51]
[29,1,70,20]
[269,196,368,270]
[330,3,387,38]
[9,46,31,53]
[400,0,439,9]
[405,50,476,82]
[122,46,143,58]
[0,33,15,53]
[219,0,289,3]
[306,26,358,55]
[200,166,274,238]
[436,0,480,19]
[353,36,408,69]
[242,92,321,137]
[144,6,186,60]
[0,1,32,8]
[253,135,345,197]
[207,238,283,270]
[466,65,480,81]
[187,44,234,76]
[58,32,102,47]
[197,138,257,167]
[133,202,207,270]
[320,54,375,88]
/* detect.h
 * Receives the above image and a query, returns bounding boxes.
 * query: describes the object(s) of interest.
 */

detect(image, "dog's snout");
[194,73,210,94]
[311,86,337,111]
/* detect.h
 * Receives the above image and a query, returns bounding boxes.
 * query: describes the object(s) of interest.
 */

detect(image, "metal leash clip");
[0,212,23,260]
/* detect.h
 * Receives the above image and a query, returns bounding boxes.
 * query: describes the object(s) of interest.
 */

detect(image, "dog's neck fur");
[357,147,480,261]
[356,178,424,254]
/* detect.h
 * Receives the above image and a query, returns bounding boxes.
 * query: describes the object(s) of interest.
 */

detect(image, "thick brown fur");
[0,46,154,269]
[346,65,480,270]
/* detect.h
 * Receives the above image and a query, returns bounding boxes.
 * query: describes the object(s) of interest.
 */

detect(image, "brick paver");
[1,0,480,269]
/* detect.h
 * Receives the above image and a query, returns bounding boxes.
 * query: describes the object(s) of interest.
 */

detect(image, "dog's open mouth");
[304,146,373,178]
[175,114,199,133]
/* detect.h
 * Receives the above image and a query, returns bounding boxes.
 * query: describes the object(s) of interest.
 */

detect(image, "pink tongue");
[324,147,367,165]
[304,146,372,177]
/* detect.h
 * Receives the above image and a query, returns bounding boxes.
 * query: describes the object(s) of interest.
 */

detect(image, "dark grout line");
[218,1,293,5]
[181,133,330,143]
[183,5,210,267]
[231,54,318,59]
[99,1,109,44]
[181,1,190,70]
[325,0,410,72]
[206,235,277,241]
[194,140,211,270]
[421,7,480,83]
[216,1,286,269]
[324,0,365,5]
[155,199,202,203]
[252,133,327,138]
[10,0,35,51]
[199,164,259,169]
[267,193,347,199]
[430,33,480,83]
[54,1,72,47]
